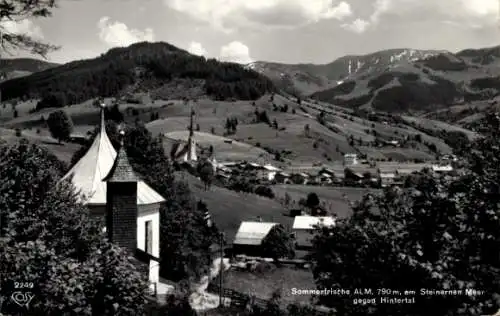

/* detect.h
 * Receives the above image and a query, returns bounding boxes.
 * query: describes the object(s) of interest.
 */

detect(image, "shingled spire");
[103,130,139,182]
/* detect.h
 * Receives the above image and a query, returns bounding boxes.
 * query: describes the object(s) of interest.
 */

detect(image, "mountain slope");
[253,46,500,113]
[0,42,275,105]
[310,47,500,113]
[0,58,59,81]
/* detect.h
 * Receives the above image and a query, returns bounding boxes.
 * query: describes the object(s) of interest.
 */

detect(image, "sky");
[0,0,499,65]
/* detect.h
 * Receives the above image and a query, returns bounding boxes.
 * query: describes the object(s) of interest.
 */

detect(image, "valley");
[0,40,494,316]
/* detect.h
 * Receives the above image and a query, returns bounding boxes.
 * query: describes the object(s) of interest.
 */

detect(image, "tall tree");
[197,158,214,191]
[261,224,295,261]
[305,192,320,210]
[310,112,500,316]
[0,140,149,315]
[0,0,60,57]
[47,109,73,143]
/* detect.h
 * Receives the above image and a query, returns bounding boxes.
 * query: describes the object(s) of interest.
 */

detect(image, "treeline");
[0,42,275,104]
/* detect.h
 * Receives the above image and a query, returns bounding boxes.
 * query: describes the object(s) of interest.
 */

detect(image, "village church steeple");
[183,102,197,162]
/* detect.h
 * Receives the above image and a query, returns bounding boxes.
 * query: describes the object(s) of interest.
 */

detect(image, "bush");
[35,92,67,111]
[254,185,275,199]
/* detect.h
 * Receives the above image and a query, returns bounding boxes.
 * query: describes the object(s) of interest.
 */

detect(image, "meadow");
[271,184,380,219]
[0,93,461,166]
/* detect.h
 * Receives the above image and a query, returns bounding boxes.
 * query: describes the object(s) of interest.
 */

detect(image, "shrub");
[254,185,275,199]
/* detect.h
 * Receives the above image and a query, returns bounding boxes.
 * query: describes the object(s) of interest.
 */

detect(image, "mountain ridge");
[250,45,500,113]
[246,48,448,96]
[0,42,275,105]
[0,58,59,82]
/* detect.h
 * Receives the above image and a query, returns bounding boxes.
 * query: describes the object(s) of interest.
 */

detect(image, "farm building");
[258,164,282,181]
[292,216,335,250]
[289,172,310,185]
[69,132,89,145]
[343,153,358,165]
[59,106,169,295]
[232,221,279,256]
[274,172,290,184]
[379,172,396,187]
[317,172,333,185]
[432,164,453,173]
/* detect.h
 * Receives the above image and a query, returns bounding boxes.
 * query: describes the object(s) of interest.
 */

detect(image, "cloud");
[97,16,154,47]
[188,41,207,56]
[341,18,369,33]
[342,0,498,34]
[219,41,252,64]
[164,0,352,32]
[460,0,497,16]
[0,19,43,39]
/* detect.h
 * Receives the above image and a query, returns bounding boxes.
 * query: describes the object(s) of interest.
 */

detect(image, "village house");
[379,172,396,187]
[274,172,290,184]
[232,221,279,257]
[292,216,335,250]
[69,132,89,145]
[60,105,171,296]
[317,172,333,185]
[432,164,454,174]
[257,164,282,182]
[343,168,364,185]
[343,153,358,166]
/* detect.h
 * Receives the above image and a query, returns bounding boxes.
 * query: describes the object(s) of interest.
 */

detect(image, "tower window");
[145,220,153,254]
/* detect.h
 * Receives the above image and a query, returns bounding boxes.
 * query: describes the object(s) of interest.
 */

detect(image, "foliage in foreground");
[310,112,500,315]
[0,0,60,58]
[261,224,295,260]
[0,140,149,315]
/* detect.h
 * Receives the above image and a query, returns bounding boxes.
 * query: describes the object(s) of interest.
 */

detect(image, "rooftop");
[292,216,336,230]
[103,133,140,183]
[233,221,278,245]
[60,109,165,205]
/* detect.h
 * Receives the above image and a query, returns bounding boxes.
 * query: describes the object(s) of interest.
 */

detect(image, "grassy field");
[1,92,470,165]
[0,127,81,163]
[163,131,273,163]
[291,94,454,159]
[178,172,289,242]
[401,115,478,140]
[220,265,315,305]
[147,95,357,164]
[271,185,380,218]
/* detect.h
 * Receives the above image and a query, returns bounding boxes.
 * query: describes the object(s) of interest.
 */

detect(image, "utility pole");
[219,232,224,307]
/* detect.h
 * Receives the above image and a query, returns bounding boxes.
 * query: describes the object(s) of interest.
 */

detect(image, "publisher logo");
[11,292,34,308]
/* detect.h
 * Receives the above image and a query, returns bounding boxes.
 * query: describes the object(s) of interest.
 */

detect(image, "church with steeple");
[60,102,166,293]
[171,105,198,163]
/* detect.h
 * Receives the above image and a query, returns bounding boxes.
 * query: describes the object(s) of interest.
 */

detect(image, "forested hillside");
[0,42,276,104]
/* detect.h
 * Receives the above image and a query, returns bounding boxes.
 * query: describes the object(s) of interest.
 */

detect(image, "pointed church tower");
[103,130,139,252]
[182,102,197,162]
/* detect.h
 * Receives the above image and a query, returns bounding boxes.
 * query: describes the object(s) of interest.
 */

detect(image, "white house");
[379,172,396,187]
[343,153,358,166]
[259,164,282,181]
[292,216,335,249]
[432,164,453,173]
